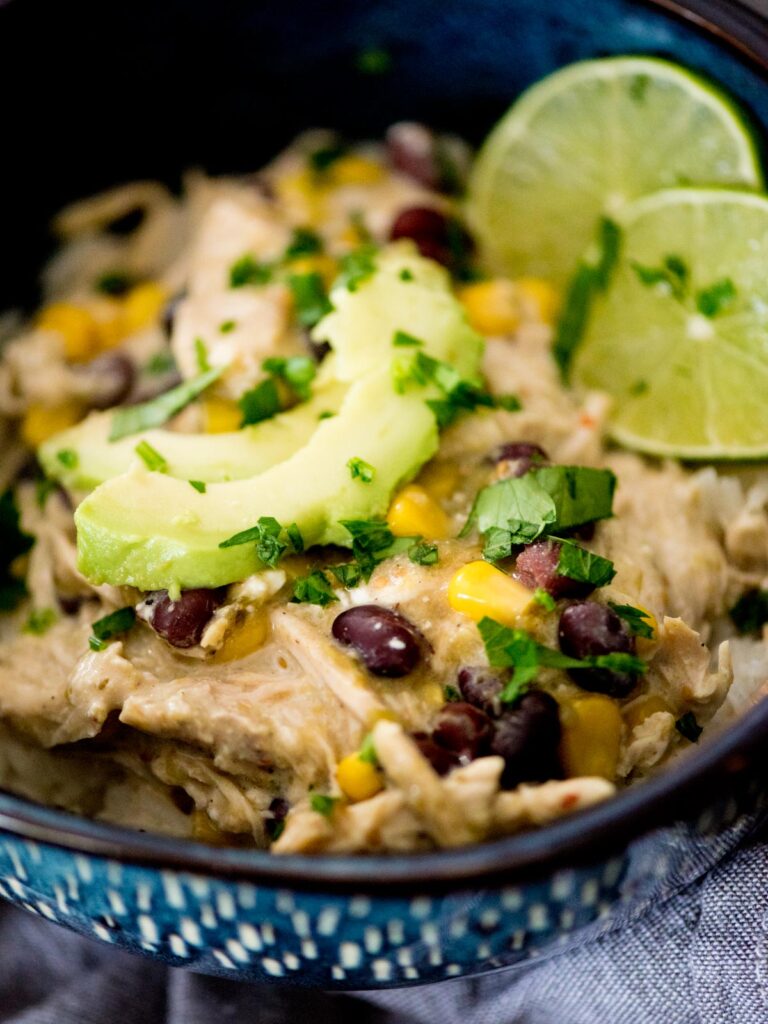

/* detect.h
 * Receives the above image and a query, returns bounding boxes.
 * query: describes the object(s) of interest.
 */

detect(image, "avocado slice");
[38,378,348,489]
[72,245,485,592]
[75,366,439,591]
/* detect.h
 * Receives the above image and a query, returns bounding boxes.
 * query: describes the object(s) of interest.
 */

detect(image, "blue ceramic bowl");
[1,0,768,990]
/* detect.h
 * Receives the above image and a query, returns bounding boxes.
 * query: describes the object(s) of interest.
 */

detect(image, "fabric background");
[0,819,767,1023]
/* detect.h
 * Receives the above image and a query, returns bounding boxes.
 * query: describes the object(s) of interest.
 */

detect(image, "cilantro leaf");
[532,588,556,612]
[609,602,654,639]
[555,538,616,587]
[229,254,273,288]
[392,330,423,347]
[696,278,736,318]
[631,254,688,299]
[309,793,338,816]
[339,518,394,580]
[95,270,133,296]
[23,608,57,635]
[308,142,348,175]
[730,589,768,634]
[408,540,439,566]
[287,523,304,553]
[336,244,378,292]
[145,351,177,376]
[238,379,281,425]
[292,570,338,607]
[194,337,211,372]
[110,367,222,441]
[56,449,78,469]
[675,711,703,743]
[330,562,364,588]
[288,272,333,327]
[347,457,375,484]
[285,227,324,261]
[91,607,136,644]
[220,320,237,334]
[358,733,378,765]
[263,355,317,402]
[189,480,207,494]
[218,516,290,567]
[134,440,168,473]
[482,526,516,562]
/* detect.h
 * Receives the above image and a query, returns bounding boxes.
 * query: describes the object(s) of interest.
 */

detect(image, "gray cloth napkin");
[1,828,766,1023]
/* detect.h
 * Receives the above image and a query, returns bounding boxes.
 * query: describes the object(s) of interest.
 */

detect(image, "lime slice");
[571,189,768,459]
[466,58,763,288]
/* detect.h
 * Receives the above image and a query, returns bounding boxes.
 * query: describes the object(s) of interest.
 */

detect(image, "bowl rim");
[1,0,768,894]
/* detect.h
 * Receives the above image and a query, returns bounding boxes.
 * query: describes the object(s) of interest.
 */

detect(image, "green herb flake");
[555,538,616,588]
[358,733,379,765]
[145,351,177,376]
[675,711,703,743]
[631,254,688,299]
[134,440,168,473]
[219,516,289,567]
[292,570,338,607]
[730,589,768,634]
[238,379,282,426]
[286,522,304,553]
[229,254,273,288]
[318,410,336,421]
[285,226,324,261]
[194,337,211,372]
[532,588,556,612]
[95,270,133,296]
[110,367,222,441]
[308,142,348,175]
[337,244,378,293]
[355,46,392,75]
[409,540,439,566]
[330,562,364,588]
[189,480,207,494]
[349,210,372,243]
[482,526,515,563]
[91,606,136,644]
[309,793,338,816]
[288,272,333,328]
[89,636,107,652]
[23,607,57,635]
[263,355,317,402]
[399,268,414,282]
[347,457,376,484]
[609,602,655,639]
[219,320,237,334]
[35,478,56,509]
[444,684,461,703]
[56,449,79,470]
[392,330,424,348]
[339,518,395,581]
[696,278,736,318]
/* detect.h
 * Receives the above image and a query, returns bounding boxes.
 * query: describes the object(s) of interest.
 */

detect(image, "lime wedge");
[571,189,768,459]
[466,58,763,288]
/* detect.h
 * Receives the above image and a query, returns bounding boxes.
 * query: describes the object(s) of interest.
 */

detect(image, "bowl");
[1,0,768,990]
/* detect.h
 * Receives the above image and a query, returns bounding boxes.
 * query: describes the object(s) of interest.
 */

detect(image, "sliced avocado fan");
[73,244,486,592]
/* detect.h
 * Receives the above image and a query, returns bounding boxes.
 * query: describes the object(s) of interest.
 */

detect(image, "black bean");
[332,604,422,677]
[490,690,562,789]
[558,601,637,698]
[142,588,223,648]
[515,540,592,600]
[494,441,548,478]
[389,206,474,274]
[411,731,460,776]
[78,353,136,410]
[432,701,493,762]
[458,666,504,717]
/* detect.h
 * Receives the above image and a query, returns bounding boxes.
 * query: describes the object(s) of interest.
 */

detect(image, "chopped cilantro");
[308,142,348,175]
[91,606,136,645]
[194,337,211,372]
[229,254,273,288]
[35,478,56,509]
[238,379,281,425]
[189,480,207,494]
[330,562,364,588]
[287,523,304,554]
[409,540,439,566]
[463,465,616,560]
[309,793,338,816]
[263,355,316,401]
[288,272,333,327]
[696,278,736,318]
[730,589,768,634]
[349,210,372,243]
[675,711,703,743]
[337,244,378,293]
[399,268,415,282]
[292,570,338,607]
[358,733,379,765]
[392,330,423,347]
[110,367,222,441]
[631,255,688,299]
[219,320,237,334]
[95,270,133,296]
[145,351,176,376]
[444,684,461,702]
[609,602,655,639]
[285,227,324,261]
[532,588,556,612]
[23,608,57,635]
[347,457,376,483]
[339,518,394,580]
[478,616,645,701]
[135,440,168,473]
[219,516,289,567]
[555,538,616,587]
[56,449,79,470]
[482,526,515,563]
[89,636,107,652]
[355,46,392,75]
[318,410,336,420]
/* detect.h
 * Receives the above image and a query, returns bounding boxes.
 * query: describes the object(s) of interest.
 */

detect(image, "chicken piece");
[618,711,677,777]
[493,777,615,834]
[649,617,732,713]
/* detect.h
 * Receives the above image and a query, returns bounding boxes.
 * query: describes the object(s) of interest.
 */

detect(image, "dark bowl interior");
[1,0,768,889]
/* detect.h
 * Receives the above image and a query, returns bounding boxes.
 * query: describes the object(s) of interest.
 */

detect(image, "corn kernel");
[121,281,168,336]
[37,303,100,362]
[387,484,452,540]
[275,168,324,223]
[329,155,384,187]
[458,280,520,336]
[560,695,623,780]
[287,254,338,287]
[21,401,82,447]
[623,693,671,732]
[90,298,125,351]
[336,753,383,802]
[204,398,242,434]
[515,277,560,324]
[210,614,269,663]
[448,560,533,627]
